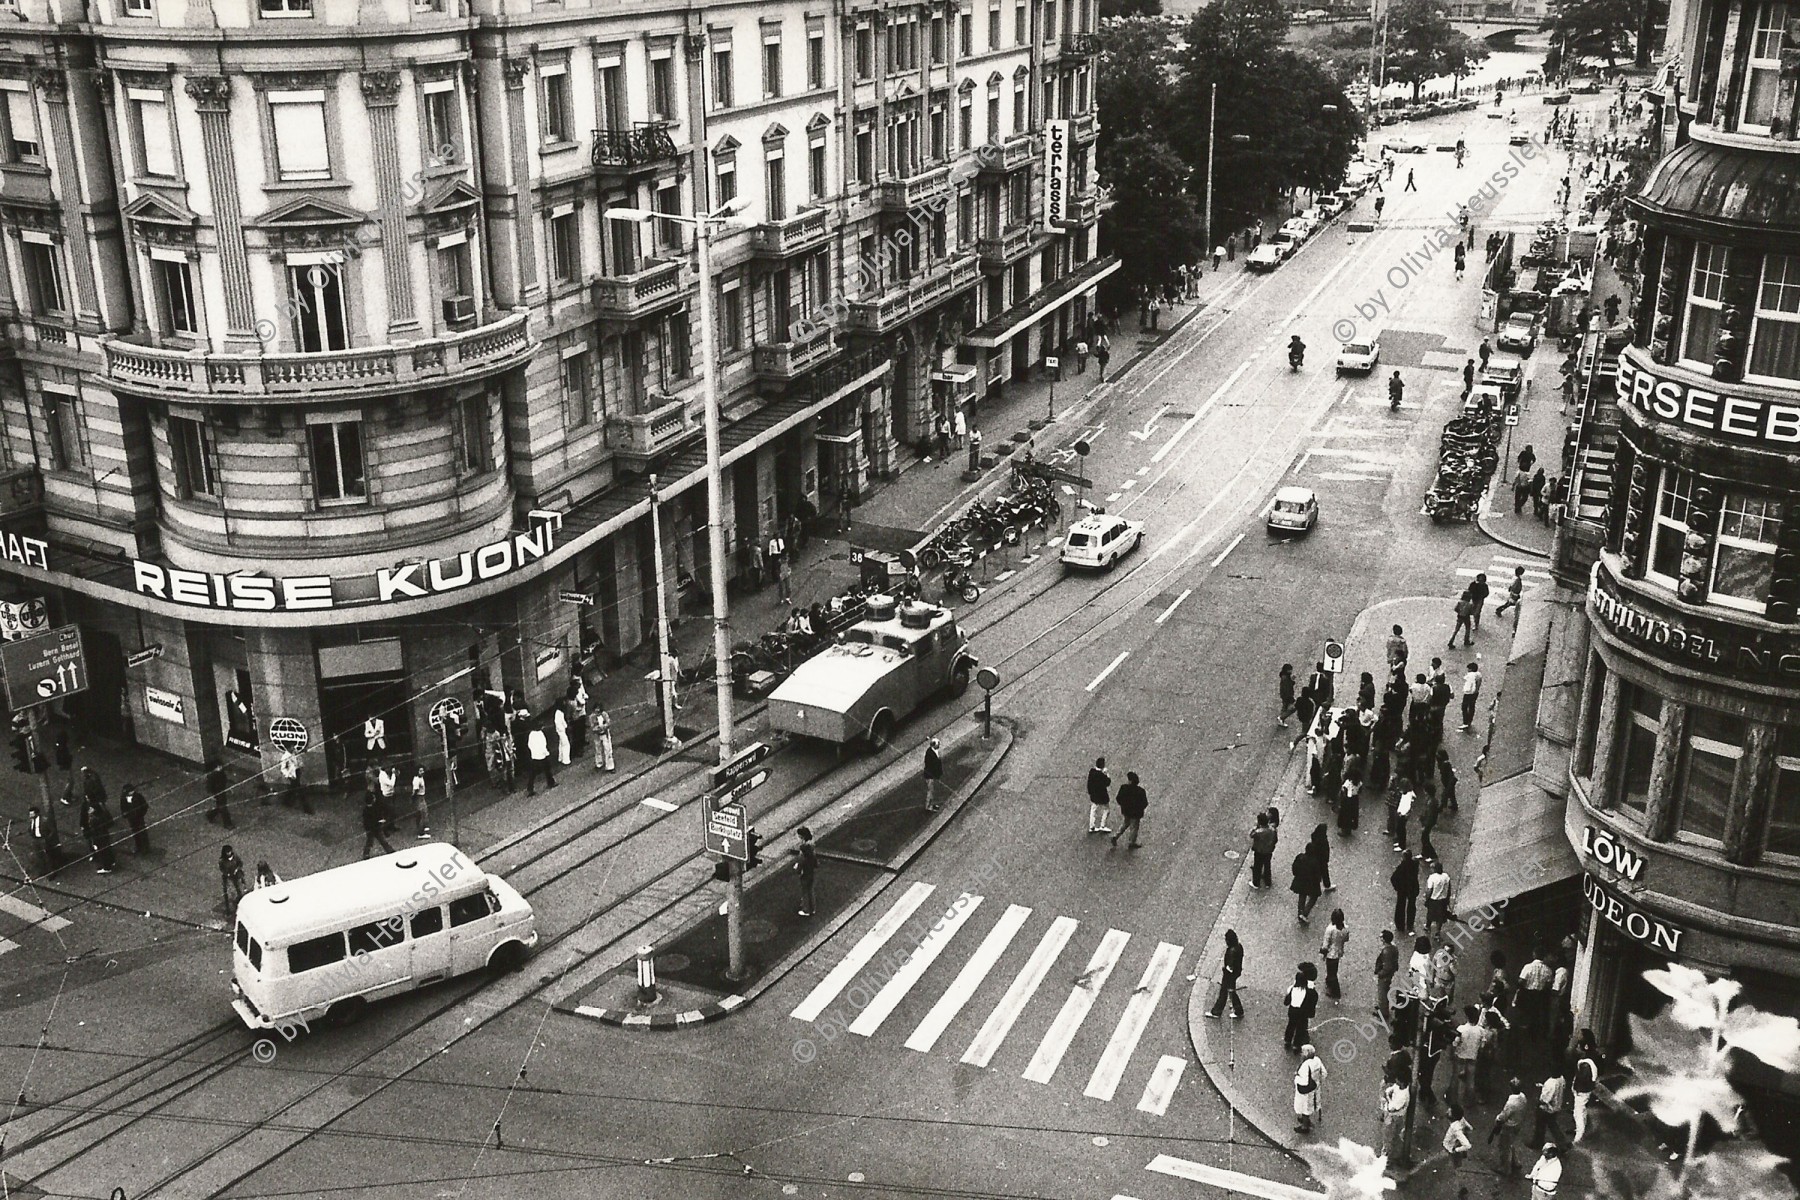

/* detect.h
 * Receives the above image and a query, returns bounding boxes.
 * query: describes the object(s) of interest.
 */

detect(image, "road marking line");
[640,796,678,812]
[1105,493,1122,503]
[1491,552,1550,566]
[1137,1055,1188,1116]
[1128,404,1171,441]
[0,938,19,956]
[907,903,1032,1052]
[1121,480,1135,490]
[1136,466,1149,476]
[1292,451,1313,476]
[0,894,71,932]
[1084,941,1183,1101]
[1457,567,1551,581]
[1314,471,1390,483]
[1086,651,1130,692]
[1154,589,1192,625]
[1304,446,1400,460]
[1151,360,1251,465]
[791,881,937,1023]
[849,893,984,1037]
[1211,533,1246,569]
[1023,927,1131,1084]
[962,915,1079,1067]
[1146,1155,1326,1200]
[994,569,1017,582]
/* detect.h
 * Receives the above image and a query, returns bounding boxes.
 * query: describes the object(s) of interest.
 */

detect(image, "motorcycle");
[941,547,982,604]
[1289,344,1305,372]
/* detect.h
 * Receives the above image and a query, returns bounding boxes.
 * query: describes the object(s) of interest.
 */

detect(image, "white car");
[1270,230,1301,258]
[1281,217,1314,242]
[1247,243,1283,272]
[1317,195,1345,218]
[1061,513,1144,571]
[1497,311,1540,354]
[1336,338,1381,374]
[1267,487,1319,534]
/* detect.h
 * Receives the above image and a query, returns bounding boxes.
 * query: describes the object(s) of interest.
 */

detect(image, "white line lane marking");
[1136,466,1149,476]
[1121,480,1135,490]
[791,881,937,1023]
[0,938,19,956]
[906,903,1032,1053]
[1084,941,1183,1101]
[1146,1155,1326,1200]
[1154,589,1192,625]
[849,893,983,1037]
[1150,361,1251,465]
[1105,493,1122,503]
[0,894,71,932]
[1137,1055,1188,1116]
[1086,651,1130,692]
[1211,532,1246,569]
[962,915,1078,1067]
[1023,927,1131,1084]
[640,796,678,812]
[1491,552,1551,566]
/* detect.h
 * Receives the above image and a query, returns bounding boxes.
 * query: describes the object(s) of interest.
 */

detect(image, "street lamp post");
[606,198,749,978]
[1204,81,1217,263]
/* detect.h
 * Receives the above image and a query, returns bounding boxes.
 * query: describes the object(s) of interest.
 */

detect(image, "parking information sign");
[0,625,87,710]
[704,796,750,860]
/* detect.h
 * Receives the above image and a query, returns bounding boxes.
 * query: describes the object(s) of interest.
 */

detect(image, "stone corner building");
[0,0,1110,781]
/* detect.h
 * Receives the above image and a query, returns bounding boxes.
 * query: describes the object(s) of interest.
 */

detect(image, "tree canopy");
[1542,0,1642,70]
[1100,0,1162,17]
[1381,0,1488,100]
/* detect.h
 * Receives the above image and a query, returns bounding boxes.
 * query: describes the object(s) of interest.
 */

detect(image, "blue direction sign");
[0,625,87,710]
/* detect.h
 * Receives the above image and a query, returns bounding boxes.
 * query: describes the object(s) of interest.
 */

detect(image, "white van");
[230,843,537,1030]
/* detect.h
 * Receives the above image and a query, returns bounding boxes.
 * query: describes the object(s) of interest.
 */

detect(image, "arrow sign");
[704,796,751,860]
[712,769,769,806]
[559,590,594,606]
[127,644,164,668]
[708,741,772,789]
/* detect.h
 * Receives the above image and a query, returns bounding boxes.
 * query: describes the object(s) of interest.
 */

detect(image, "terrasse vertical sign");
[1043,119,1071,227]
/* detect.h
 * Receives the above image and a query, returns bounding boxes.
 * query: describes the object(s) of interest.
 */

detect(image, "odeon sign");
[132,511,563,612]
[1615,351,1800,447]
[1589,565,1800,679]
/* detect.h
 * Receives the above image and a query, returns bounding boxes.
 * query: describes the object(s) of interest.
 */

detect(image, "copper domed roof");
[1633,136,1800,248]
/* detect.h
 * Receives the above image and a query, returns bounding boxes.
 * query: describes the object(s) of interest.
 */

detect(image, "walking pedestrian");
[1320,908,1349,1001]
[1293,1044,1327,1133]
[1490,1078,1530,1174]
[1284,972,1320,1050]
[1532,1069,1568,1147]
[1391,850,1420,934]
[1571,1035,1599,1141]
[793,826,818,916]
[204,759,234,829]
[1308,823,1334,891]
[589,705,616,771]
[1277,663,1297,726]
[81,792,117,873]
[1424,858,1453,938]
[120,784,149,853]
[1086,756,1112,834]
[220,844,248,911]
[1437,747,1460,813]
[1206,928,1247,1018]
[1374,930,1400,1025]
[29,803,62,874]
[1478,338,1492,368]
[1250,811,1277,888]
[411,766,431,838]
[1291,844,1323,923]
[1420,995,1454,1106]
[1518,444,1536,476]
[1386,624,1409,675]
[923,737,945,812]
[1529,467,1548,519]
[1449,593,1476,648]
[1494,565,1527,620]
[1112,772,1147,848]
[768,532,790,604]
[1528,1143,1564,1199]
[1451,1006,1486,1108]
[360,795,395,858]
[1226,233,1237,261]
[1213,244,1225,271]
[1513,465,1532,514]
[1391,788,1415,853]
[524,722,556,795]
[1454,243,1466,281]
[1444,1103,1474,1167]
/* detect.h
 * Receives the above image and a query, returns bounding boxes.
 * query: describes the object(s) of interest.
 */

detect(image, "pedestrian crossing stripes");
[0,938,19,957]
[1146,1155,1325,1200]
[1457,565,1551,583]
[0,893,72,933]
[793,884,1190,1115]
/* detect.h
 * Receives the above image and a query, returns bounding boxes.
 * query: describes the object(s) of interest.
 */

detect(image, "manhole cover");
[745,919,779,943]
[851,837,879,853]
[1223,850,1241,860]
[659,953,691,971]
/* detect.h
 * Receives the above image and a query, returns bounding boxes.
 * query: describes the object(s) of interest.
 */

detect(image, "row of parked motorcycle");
[915,465,1064,573]
[1422,403,1504,523]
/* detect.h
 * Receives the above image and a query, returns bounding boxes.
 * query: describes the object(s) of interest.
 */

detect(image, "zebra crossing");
[789,881,1190,1116]
[1456,552,1553,598]
[0,891,73,958]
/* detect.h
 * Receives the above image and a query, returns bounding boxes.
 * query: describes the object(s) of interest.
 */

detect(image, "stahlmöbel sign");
[1589,564,1800,679]
[132,512,563,613]
[1615,350,1800,447]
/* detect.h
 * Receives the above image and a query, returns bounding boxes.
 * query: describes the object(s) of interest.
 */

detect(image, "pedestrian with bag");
[793,826,818,916]
[1086,756,1112,834]
[119,784,150,854]
[1249,811,1277,888]
[1293,1044,1327,1133]
[1112,772,1147,848]
[924,738,945,812]
[1320,908,1350,1001]
[1205,928,1246,1018]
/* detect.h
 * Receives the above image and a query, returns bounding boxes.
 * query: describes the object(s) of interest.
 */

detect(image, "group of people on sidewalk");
[25,758,151,878]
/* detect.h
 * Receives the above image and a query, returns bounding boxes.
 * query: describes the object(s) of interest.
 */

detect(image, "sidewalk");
[1184,594,1594,1197]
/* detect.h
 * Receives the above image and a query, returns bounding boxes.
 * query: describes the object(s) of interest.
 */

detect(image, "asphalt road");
[0,96,1596,1200]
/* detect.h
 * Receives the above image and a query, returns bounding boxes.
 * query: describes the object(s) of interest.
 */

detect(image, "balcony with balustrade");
[1060,33,1099,58]
[976,226,1038,273]
[976,133,1037,175]
[609,393,699,461]
[753,321,840,381]
[846,254,979,334]
[1059,193,1100,227]
[100,309,533,403]
[876,163,953,212]
[593,259,688,321]
[592,124,681,176]
[748,207,832,260]
[1071,112,1098,143]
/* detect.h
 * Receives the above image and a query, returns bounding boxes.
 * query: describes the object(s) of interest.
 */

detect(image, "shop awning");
[1455,772,1582,915]
[961,255,1119,349]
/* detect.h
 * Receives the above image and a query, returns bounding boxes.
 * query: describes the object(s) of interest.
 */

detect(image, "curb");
[562,717,1016,1031]
[1475,505,1552,559]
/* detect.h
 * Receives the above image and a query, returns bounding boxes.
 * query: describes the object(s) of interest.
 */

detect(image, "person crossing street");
[1495,565,1527,621]
[924,738,945,812]
[1086,756,1112,834]
[1205,928,1246,1018]
[1111,772,1147,848]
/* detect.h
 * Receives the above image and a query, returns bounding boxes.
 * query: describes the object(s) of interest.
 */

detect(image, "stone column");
[503,57,539,299]
[1678,480,1720,606]
[244,627,325,788]
[1572,648,1604,778]
[35,70,100,325]
[1617,456,1653,579]
[361,69,418,334]
[1723,721,1778,864]
[186,76,257,347]
[1643,698,1687,841]
[1587,667,1623,808]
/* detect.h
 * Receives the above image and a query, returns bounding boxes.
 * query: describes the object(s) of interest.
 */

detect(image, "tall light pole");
[606,197,749,976]
[1204,81,1217,262]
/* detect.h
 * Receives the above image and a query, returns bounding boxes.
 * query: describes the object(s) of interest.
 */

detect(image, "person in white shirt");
[1381,1078,1410,1160]
[1517,951,1555,1037]
[524,724,556,796]
[1460,663,1483,730]
[552,704,571,766]
[1424,862,1453,937]
[1527,1143,1563,1199]
[1292,1045,1327,1134]
[364,716,386,752]
[1408,935,1432,996]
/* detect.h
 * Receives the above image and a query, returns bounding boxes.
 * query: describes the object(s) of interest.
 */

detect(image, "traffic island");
[558,719,1014,1027]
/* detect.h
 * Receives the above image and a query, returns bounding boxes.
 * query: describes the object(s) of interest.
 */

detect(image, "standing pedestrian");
[793,826,818,916]
[81,792,117,873]
[923,737,945,812]
[1284,972,1320,1050]
[204,759,234,829]
[220,844,248,911]
[1424,859,1453,937]
[29,802,62,874]
[1454,243,1466,280]
[1206,928,1247,1018]
[1337,766,1362,837]
[1293,1044,1327,1133]
[1373,929,1400,1024]
[1291,685,1318,754]
[1386,624,1409,676]
[1478,338,1492,368]
[1291,844,1323,923]
[1532,1068,1568,1146]
[1513,465,1532,514]
[1391,850,1420,934]
[553,703,572,767]
[1308,823,1334,891]
[1518,444,1537,476]
[589,705,616,771]
[768,531,790,604]
[1460,662,1483,730]
[1250,811,1277,888]
[1320,908,1349,1001]
[1391,788,1415,853]
[524,722,556,795]
[1449,593,1476,648]
[1095,335,1111,381]
[1112,772,1147,848]
[1381,1073,1410,1160]
[1444,1103,1474,1167]
[1277,663,1297,726]
[119,784,149,854]
[1462,358,1475,396]
[360,794,395,858]
[1516,950,1554,1037]
[279,748,309,813]
[1306,661,1334,710]
[1495,565,1527,620]
[1086,756,1112,834]
[1527,1143,1564,1199]
[1490,1078,1531,1174]
[1213,243,1226,271]
[1571,1034,1599,1141]
[1451,1006,1487,1107]
[411,766,431,838]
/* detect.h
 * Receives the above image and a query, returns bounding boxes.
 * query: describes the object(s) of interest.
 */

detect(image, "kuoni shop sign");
[1583,872,1683,954]
[131,512,563,613]
[1589,566,1800,679]
[1615,352,1800,447]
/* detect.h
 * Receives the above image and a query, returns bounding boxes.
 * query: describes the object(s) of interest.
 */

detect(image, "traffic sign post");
[429,697,467,846]
[1322,639,1345,674]
[702,742,773,983]
[708,741,771,790]
[976,666,1001,739]
[0,626,87,710]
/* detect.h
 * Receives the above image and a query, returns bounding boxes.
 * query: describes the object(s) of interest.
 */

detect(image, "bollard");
[636,944,657,1004]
